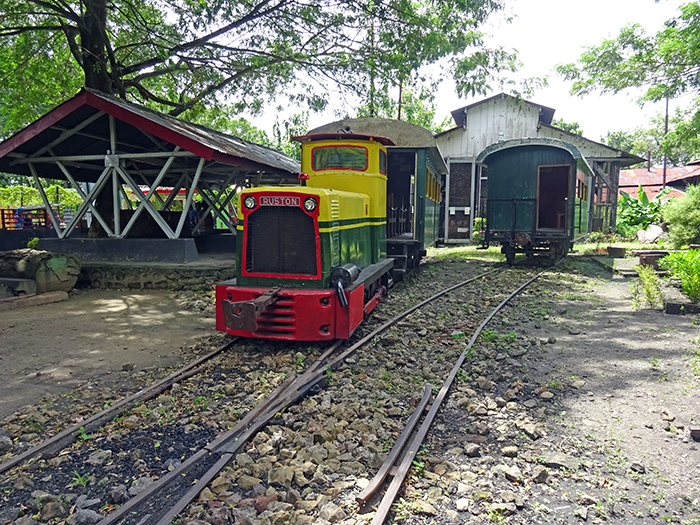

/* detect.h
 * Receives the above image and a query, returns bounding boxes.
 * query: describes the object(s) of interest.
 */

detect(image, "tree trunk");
[80,0,117,237]
[0,249,81,293]
[81,0,113,94]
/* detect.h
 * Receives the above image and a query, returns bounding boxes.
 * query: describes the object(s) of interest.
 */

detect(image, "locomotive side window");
[379,150,387,175]
[312,146,368,171]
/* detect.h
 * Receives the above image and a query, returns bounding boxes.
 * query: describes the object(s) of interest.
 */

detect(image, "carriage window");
[379,150,387,175]
[312,146,368,171]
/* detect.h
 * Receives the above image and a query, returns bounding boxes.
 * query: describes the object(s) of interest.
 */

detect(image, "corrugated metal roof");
[84,89,299,174]
[619,166,700,200]
[0,89,299,184]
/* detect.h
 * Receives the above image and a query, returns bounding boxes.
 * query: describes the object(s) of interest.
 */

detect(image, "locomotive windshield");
[312,146,367,171]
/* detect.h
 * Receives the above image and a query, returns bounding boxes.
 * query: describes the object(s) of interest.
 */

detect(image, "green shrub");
[659,249,700,303]
[473,217,486,244]
[617,185,671,235]
[665,184,700,248]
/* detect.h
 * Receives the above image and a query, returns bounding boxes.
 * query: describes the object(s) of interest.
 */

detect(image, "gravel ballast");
[1,250,699,525]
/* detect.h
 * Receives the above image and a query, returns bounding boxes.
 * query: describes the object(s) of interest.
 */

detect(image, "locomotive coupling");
[331,264,360,309]
[221,287,281,332]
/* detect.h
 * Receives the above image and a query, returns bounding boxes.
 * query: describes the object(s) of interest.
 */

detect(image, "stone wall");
[80,265,236,291]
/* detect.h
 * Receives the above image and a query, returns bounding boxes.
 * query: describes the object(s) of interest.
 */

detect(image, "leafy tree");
[551,118,583,136]
[664,184,700,248]
[356,86,451,134]
[271,112,308,160]
[0,184,81,208]
[616,185,671,238]
[0,0,513,134]
[0,185,40,207]
[601,99,700,166]
[558,3,700,165]
[557,2,700,103]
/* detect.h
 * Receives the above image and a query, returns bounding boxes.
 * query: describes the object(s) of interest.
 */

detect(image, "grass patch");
[631,265,663,309]
[427,245,503,262]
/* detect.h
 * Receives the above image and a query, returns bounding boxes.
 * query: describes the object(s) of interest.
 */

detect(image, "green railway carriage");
[476,138,592,264]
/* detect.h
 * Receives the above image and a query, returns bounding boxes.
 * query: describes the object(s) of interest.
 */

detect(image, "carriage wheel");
[504,245,516,266]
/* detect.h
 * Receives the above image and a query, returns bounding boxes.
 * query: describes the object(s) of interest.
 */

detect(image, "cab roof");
[292,133,395,146]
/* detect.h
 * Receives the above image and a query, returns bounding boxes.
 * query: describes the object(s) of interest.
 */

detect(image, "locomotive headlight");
[303,197,317,212]
[243,196,257,209]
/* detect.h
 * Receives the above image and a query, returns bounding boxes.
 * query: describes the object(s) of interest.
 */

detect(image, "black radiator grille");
[245,206,317,275]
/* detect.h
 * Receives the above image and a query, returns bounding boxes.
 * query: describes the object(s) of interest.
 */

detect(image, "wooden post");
[609,162,620,232]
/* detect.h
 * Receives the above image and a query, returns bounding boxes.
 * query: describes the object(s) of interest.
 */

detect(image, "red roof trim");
[292,133,395,146]
[0,89,218,162]
[0,91,91,160]
[83,91,216,160]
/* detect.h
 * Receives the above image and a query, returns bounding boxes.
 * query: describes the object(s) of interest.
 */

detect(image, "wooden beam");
[591,161,613,190]
[610,162,620,231]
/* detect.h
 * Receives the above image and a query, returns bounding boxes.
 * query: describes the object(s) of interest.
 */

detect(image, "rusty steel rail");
[370,269,549,525]
[356,383,433,505]
[99,267,507,524]
[99,340,345,525]
[0,338,240,476]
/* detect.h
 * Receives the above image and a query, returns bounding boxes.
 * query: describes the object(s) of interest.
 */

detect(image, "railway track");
[0,257,551,525]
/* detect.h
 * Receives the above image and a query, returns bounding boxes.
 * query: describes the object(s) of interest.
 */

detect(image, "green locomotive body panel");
[235,187,372,289]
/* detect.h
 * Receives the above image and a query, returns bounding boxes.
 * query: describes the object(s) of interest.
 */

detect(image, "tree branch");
[120,0,289,76]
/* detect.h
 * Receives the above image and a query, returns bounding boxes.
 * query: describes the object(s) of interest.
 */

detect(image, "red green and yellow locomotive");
[215,118,445,341]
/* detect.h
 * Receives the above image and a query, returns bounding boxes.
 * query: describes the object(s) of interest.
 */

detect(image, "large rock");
[0,249,80,293]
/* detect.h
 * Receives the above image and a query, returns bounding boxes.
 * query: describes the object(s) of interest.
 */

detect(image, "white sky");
[255,0,691,142]
[463,0,691,141]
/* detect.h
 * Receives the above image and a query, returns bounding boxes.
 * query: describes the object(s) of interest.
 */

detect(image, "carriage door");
[537,165,570,230]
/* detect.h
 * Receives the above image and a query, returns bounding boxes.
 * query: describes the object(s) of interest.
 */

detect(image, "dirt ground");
[423,257,700,524]
[0,289,215,420]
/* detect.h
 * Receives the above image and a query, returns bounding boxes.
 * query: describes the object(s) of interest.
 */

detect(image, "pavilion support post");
[119,153,178,238]
[109,115,117,153]
[112,170,121,236]
[121,186,134,210]
[609,162,620,232]
[161,173,187,211]
[194,178,238,235]
[62,167,113,237]
[138,172,167,208]
[117,165,177,239]
[54,157,115,238]
[175,158,205,238]
[28,163,62,237]
[192,175,236,232]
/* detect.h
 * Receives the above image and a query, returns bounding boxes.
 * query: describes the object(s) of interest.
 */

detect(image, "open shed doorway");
[537,165,570,230]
